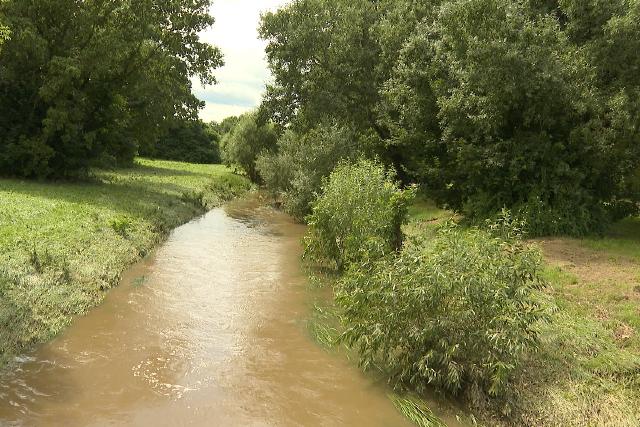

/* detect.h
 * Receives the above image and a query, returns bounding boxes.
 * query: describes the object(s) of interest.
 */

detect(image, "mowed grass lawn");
[0,159,250,365]
[406,199,640,426]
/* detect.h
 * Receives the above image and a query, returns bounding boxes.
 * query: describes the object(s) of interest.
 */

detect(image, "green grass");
[407,198,451,223]
[0,158,250,366]
[502,266,640,426]
[583,217,640,260]
[404,199,640,426]
[404,196,455,238]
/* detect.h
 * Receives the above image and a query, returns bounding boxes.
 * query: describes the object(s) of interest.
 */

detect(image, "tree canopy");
[140,120,221,164]
[0,0,222,178]
[259,0,640,235]
[220,113,278,182]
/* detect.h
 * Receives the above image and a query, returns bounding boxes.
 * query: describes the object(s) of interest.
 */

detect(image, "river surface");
[0,199,418,426]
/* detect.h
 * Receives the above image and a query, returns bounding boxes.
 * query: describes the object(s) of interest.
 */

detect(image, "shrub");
[205,173,252,203]
[0,17,9,54]
[256,123,362,220]
[220,113,278,182]
[336,216,549,399]
[303,159,414,270]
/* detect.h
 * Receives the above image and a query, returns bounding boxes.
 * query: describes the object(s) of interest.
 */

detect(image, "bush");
[220,113,277,182]
[256,123,363,220]
[0,15,9,53]
[303,159,414,270]
[336,215,548,399]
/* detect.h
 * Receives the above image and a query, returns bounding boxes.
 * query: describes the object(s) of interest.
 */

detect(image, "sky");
[194,0,290,123]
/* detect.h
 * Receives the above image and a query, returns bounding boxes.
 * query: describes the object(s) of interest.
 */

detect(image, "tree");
[258,0,444,180]
[259,0,407,172]
[0,0,223,178]
[256,122,363,219]
[141,120,220,164]
[259,0,640,234]
[210,115,241,136]
[260,0,380,130]
[385,0,640,234]
[220,113,278,182]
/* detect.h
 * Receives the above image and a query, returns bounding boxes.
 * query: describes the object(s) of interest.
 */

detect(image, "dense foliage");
[220,113,278,182]
[304,160,414,270]
[141,120,220,164]
[210,115,241,137]
[0,0,222,178]
[0,10,8,52]
[387,0,639,235]
[260,0,640,235]
[337,218,548,398]
[256,123,363,219]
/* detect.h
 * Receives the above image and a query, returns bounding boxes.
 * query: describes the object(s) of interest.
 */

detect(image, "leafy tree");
[220,113,277,182]
[260,0,380,131]
[211,115,241,136]
[385,0,639,235]
[259,0,446,180]
[0,0,222,178]
[260,0,640,234]
[256,122,365,220]
[141,120,220,164]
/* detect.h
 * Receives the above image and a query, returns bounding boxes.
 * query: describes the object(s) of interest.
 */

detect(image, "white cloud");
[194,0,290,123]
[200,103,255,123]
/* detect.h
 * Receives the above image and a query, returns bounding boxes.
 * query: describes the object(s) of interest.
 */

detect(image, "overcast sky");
[193,0,290,123]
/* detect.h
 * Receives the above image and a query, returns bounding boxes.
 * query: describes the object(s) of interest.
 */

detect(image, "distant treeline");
[223,0,640,236]
[0,0,222,178]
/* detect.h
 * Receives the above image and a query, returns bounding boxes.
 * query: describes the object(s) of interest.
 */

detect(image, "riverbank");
[0,159,250,366]
[0,198,415,426]
[307,198,640,426]
[405,200,640,426]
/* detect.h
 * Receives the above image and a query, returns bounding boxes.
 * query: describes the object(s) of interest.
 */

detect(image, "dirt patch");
[536,238,640,293]
[614,323,635,343]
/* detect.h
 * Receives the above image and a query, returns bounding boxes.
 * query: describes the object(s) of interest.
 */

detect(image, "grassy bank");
[405,200,640,426]
[306,197,640,426]
[0,158,250,365]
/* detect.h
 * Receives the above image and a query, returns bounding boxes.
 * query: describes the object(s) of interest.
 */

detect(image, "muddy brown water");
[0,199,463,427]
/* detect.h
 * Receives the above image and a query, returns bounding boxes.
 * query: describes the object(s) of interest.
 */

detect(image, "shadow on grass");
[0,167,220,225]
[99,161,215,180]
[577,217,640,261]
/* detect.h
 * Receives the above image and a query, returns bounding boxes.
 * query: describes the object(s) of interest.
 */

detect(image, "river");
[0,198,421,426]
